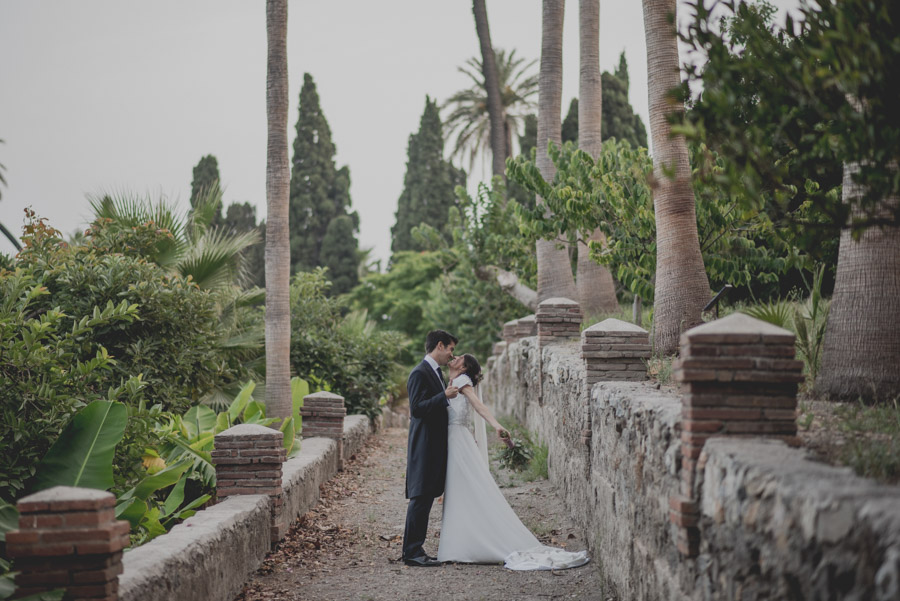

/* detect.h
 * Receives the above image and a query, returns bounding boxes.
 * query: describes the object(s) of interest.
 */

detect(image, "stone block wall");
[483,315,900,601]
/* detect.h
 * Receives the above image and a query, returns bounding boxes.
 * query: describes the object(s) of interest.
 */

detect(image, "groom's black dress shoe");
[403,555,441,567]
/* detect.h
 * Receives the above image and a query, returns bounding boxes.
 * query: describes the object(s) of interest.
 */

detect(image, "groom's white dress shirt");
[424,354,443,385]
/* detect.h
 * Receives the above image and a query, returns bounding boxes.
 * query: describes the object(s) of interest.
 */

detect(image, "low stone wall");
[483,337,900,601]
[118,415,372,601]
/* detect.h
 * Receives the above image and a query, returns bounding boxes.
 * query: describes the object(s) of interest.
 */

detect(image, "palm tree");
[265,0,292,421]
[88,186,260,290]
[575,0,619,317]
[536,0,578,303]
[443,49,539,172]
[817,162,900,401]
[472,0,506,178]
[642,0,709,354]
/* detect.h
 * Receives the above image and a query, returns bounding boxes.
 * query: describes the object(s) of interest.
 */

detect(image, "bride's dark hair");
[462,354,483,386]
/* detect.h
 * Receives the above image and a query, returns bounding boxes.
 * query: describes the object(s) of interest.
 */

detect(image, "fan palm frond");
[177,226,261,290]
[442,48,539,171]
[187,182,225,240]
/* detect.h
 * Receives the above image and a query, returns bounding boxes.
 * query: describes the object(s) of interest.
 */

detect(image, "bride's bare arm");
[460,386,507,435]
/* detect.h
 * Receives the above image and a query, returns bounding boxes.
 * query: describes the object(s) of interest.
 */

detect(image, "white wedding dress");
[436,375,590,571]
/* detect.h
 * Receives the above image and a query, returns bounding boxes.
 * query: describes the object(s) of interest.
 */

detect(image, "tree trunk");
[265,0,292,421]
[575,0,619,317]
[817,162,900,402]
[472,0,507,178]
[536,0,578,304]
[642,0,709,354]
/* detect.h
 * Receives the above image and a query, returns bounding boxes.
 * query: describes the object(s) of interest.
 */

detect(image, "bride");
[436,353,590,571]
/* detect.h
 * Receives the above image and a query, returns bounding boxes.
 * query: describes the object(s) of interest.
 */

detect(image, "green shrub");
[290,269,406,418]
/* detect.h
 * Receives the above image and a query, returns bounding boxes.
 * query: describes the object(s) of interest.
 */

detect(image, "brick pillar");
[514,314,537,338]
[502,319,518,344]
[669,312,803,557]
[581,318,651,385]
[536,298,582,347]
[211,424,286,543]
[6,486,129,601]
[301,391,347,469]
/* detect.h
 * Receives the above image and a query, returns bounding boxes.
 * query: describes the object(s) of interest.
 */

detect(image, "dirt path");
[235,427,614,601]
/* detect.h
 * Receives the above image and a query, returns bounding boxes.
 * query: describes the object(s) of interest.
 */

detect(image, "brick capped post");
[211,424,286,543]
[502,319,518,344]
[492,341,507,357]
[669,313,803,557]
[301,391,347,469]
[6,486,129,601]
[536,298,582,347]
[581,318,651,385]
[514,314,537,339]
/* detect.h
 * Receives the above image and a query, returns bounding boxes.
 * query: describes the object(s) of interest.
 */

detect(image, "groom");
[402,329,459,567]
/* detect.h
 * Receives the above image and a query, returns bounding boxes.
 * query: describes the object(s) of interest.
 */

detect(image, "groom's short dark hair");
[425,330,458,353]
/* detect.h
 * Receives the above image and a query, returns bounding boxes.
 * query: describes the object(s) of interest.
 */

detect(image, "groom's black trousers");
[402,495,435,559]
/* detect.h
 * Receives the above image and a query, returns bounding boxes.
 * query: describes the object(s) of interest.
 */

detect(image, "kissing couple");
[401,329,590,570]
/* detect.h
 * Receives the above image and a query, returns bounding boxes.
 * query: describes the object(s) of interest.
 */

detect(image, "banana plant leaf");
[182,405,216,440]
[228,381,256,423]
[291,377,307,427]
[0,502,17,542]
[279,417,295,455]
[33,401,127,492]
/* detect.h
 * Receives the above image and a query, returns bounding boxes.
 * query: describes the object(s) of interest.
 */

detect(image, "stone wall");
[483,337,900,601]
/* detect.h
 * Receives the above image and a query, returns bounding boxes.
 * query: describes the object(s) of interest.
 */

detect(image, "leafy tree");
[443,49,539,170]
[510,138,804,303]
[679,0,900,401]
[288,73,359,282]
[391,97,466,257]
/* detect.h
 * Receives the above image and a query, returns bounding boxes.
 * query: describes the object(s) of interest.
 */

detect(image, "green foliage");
[391,97,466,257]
[679,0,900,238]
[509,138,804,302]
[495,436,533,472]
[834,399,900,484]
[32,401,128,493]
[290,270,406,417]
[289,73,359,289]
[561,98,579,144]
[0,267,145,502]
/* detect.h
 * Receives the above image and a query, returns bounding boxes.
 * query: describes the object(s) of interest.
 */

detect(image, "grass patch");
[646,355,674,387]
[834,399,900,483]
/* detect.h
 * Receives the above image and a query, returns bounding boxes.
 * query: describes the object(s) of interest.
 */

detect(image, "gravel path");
[236,427,614,601]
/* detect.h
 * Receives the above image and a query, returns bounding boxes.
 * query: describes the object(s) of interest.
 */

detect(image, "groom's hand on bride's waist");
[445,385,459,399]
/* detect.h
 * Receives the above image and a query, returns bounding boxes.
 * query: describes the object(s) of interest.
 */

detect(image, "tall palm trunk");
[642,0,709,354]
[817,162,900,402]
[265,0,292,420]
[536,0,578,303]
[575,0,618,317]
[472,0,506,178]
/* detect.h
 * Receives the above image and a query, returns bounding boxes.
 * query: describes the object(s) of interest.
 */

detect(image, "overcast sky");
[0,0,799,263]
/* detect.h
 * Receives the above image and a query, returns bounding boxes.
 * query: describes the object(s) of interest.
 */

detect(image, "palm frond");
[177,227,261,290]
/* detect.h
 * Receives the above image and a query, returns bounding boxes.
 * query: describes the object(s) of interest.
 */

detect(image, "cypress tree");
[508,113,538,209]
[190,155,220,207]
[601,52,647,148]
[320,214,360,295]
[548,53,648,150]
[289,73,359,280]
[391,97,466,257]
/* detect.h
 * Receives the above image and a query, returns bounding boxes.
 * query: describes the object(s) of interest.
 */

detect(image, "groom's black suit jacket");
[405,360,449,499]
